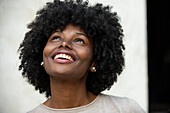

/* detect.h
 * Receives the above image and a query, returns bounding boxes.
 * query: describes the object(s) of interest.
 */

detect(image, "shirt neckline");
[40,94,101,111]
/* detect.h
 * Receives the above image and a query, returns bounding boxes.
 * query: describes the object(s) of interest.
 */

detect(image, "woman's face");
[43,24,94,80]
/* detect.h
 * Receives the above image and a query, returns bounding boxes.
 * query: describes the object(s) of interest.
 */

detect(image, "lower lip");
[53,59,73,64]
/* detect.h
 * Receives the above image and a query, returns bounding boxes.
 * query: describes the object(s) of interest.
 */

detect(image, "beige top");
[27,94,145,113]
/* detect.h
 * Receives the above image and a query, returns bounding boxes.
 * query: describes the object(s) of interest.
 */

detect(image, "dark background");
[147,0,170,112]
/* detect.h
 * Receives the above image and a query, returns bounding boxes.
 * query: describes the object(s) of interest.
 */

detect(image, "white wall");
[101,0,148,112]
[0,0,148,113]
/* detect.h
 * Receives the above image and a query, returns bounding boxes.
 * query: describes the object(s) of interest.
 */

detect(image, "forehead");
[57,24,85,33]
[52,24,93,43]
[53,24,89,37]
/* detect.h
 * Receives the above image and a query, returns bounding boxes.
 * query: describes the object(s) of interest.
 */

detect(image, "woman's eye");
[75,39,85,44]
[51,36,61,41]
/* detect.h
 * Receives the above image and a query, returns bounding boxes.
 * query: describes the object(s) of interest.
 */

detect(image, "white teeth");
[54,54,74,61]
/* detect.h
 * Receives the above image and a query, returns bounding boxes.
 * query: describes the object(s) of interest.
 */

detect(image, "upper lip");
[51,50,76,61]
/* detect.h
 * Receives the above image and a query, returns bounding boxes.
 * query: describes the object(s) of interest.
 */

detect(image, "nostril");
[60,41,72,49]
[65,45,71,49]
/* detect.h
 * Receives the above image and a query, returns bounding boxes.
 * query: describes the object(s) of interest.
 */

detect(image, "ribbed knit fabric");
[27,94,145,113]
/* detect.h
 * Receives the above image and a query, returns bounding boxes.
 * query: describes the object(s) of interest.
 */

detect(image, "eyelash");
[75,39,85,44]
[51,36,61,41]
[51,36,85,44]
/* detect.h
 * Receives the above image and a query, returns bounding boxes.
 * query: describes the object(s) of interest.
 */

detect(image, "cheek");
[76,47,94,75]
[43,44,52,58]
[79,47,93,63]
[43,44,55,75]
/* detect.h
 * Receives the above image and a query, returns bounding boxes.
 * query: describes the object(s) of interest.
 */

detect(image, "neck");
[44,76,96,109]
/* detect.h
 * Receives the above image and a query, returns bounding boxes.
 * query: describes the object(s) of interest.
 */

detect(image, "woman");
[18,0,145,112]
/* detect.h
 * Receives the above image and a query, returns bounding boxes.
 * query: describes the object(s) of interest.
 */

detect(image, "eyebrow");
[75,33,88,37]
[54,30,88,37]
[54,30,62,33]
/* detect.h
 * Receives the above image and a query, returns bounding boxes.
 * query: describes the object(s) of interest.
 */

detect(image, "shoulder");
[27,104,46,113]
[98,93,146,113]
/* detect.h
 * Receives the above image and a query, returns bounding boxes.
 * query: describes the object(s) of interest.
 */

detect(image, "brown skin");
[43,24,96,109]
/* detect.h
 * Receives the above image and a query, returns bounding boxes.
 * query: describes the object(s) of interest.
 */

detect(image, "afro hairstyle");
[18,0,125,97]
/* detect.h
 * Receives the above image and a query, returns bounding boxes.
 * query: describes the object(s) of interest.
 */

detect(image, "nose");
[59,41,72,50]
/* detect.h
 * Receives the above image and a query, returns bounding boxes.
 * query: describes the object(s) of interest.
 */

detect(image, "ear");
[90,61,96,72]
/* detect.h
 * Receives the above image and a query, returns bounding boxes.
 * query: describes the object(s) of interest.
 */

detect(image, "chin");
[49,69,74,77]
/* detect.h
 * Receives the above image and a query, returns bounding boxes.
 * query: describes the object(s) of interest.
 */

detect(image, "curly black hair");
[18,0,125,98]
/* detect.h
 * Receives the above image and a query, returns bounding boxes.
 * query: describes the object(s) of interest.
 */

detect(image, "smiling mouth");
[54,54,74,61]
